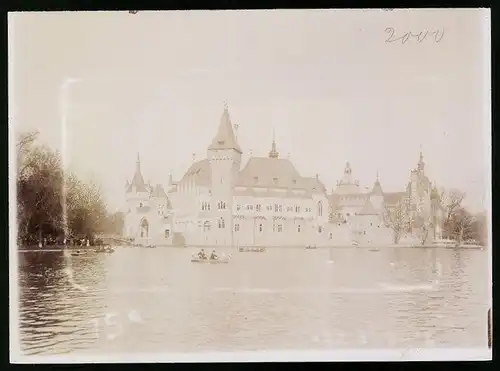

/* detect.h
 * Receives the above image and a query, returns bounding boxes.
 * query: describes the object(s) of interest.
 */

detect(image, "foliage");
[16,131,110,246]
[384,200,412,244]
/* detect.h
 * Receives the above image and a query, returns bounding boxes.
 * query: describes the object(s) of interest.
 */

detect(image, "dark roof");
[208,107,242,154]
[371,179,384,196]
[150,184,168,198]
[236,157,301,189]
[384,192,406,205]
[234,187,311,199]
[180,159,211,187]
[126,156,148,193]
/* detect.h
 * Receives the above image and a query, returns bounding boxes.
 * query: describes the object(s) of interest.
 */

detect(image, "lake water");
[16,246,490,356]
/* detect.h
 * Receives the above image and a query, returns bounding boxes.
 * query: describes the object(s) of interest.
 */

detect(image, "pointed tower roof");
[268,128,279,159]
[371,171,384,196]
[208,104,242,154]
[127,153,148,193]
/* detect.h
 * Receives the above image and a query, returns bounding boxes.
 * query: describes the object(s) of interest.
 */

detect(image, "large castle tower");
[207,104,242,246]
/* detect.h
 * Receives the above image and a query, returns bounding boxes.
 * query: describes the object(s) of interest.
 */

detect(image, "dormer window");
[254,176,259,183]
[218,140,225,145]
[273,177,278,184]
[292,179,297,184]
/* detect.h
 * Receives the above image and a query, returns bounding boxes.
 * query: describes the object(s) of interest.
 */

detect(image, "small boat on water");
[305,245,317,250]
[190,258,230,264]
[190,253,231,264]
[239,247,266,253]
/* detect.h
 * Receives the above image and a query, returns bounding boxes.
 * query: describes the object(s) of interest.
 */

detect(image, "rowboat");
[190,259,230,264]
[239,247,266,253]
[191,252,231,264]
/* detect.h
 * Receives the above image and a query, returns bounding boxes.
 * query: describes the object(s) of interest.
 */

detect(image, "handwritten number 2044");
[385,28,444,44]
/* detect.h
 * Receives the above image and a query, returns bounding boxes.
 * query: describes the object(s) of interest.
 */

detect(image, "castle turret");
[207,103,242,246]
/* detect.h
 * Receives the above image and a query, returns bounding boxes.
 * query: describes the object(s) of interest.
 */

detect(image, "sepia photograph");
[9,9,491,362]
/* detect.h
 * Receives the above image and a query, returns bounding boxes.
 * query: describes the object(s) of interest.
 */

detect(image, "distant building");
[327,152,444,245]
[123,154,174,245]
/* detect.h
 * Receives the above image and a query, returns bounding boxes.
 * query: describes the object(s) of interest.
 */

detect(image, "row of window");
[199,201,324,216]
[203,219,325,233]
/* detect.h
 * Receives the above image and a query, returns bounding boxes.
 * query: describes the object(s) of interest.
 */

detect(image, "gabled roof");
[236,157,302,189]
[150,184,168,198]
[358,199,379,215]
[180,159,212,187]
[208,106,242,154]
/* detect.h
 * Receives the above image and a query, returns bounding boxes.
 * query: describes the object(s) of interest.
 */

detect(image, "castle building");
[123,105,444,247]
[124,105,329,247]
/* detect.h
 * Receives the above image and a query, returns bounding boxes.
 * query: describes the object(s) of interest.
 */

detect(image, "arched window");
[318,226,322,233]
[218,218,225,229]
[329,233,333,240]
[234,223,240,232]
[139,202,143,208]
[203,221,211,232]
[297,224,301,233]
[259,224,263,232]
[317,201,323,217]
[164,229,170,239]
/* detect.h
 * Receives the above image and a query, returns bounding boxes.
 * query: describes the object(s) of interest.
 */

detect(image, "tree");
[384,200,412,244]
[439,189,466,239]
[449,207,474,244]
[16,131,109,246]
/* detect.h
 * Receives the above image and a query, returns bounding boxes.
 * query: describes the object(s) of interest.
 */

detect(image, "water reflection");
[17,247,490,355]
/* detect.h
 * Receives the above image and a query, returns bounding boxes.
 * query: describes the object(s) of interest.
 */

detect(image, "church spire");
[268,128,279,159]
[208,103,242,154]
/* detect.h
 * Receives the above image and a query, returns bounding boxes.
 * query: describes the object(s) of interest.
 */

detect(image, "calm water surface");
[17,247,490,355]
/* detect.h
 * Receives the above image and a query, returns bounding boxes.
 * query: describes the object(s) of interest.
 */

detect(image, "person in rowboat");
[198,249,207,260]
[210,249,218,260]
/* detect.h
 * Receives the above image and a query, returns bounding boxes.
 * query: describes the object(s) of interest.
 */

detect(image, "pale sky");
[9,9,490,213]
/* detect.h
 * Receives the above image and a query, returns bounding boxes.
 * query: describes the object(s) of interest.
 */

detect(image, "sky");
[9,9,490,213]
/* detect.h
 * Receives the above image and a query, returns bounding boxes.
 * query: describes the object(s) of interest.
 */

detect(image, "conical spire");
[268,128,279,159]
[129,152,147,192]
[208,103,242,154]
[371,170,384,196]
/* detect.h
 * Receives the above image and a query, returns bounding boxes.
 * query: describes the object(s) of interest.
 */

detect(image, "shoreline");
[17,244,485,253]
